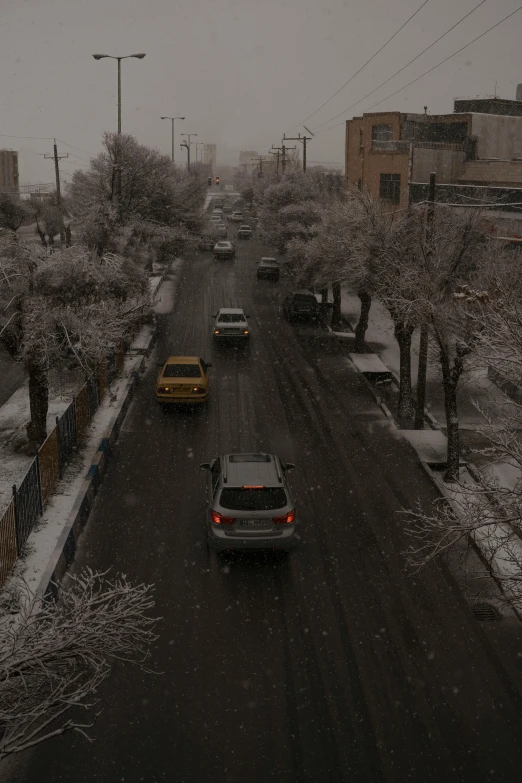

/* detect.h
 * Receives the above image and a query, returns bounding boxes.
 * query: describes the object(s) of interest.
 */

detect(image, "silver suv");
[200,453,296,551]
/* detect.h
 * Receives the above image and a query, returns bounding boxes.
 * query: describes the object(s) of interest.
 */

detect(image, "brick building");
[345,93,522,233]
[0,150,19,197]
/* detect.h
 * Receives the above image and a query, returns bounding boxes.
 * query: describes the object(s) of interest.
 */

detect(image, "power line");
[287,0,430,132]
[0,133,53,141]
[315,5,522,134]
[56,139,95,156]
[312,0,490,131]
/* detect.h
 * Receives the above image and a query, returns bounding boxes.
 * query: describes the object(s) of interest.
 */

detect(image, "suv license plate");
[241,520,268,527]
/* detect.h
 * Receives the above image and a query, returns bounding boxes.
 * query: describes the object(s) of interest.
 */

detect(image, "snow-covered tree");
[0,194,28,233]
[403,258,522,600]
[257,173,323,255]
[0,569,159,762]
[0,236,148,447]
[68,133,206,259]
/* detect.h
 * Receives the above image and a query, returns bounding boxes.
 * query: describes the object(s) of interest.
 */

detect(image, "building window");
[380,173,401,203]
[372,124,393,143]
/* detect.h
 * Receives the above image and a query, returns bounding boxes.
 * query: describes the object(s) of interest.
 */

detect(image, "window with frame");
[372,124,393,143]
[379,173,401,203]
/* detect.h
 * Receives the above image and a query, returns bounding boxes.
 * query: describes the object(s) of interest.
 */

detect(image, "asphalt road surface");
[9,227,522,783]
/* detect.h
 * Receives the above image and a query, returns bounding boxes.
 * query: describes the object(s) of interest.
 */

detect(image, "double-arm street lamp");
[181,133,197,170]
[92,52,146,134]
[160,116,185,164]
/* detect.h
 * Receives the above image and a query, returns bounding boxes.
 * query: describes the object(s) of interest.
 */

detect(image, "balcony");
[372,140,465,153]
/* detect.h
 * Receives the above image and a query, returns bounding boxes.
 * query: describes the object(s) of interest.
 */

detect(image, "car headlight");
[214,329,220,334]
[243,330,249,335]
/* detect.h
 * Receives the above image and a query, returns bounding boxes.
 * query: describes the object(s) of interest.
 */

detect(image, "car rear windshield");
[219,314,244,323]
[219,487,287,511]
[163,364,201,378]
[294,294,316,303]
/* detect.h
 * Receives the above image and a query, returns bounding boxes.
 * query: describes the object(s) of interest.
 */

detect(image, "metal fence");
[14,457,43,553]
[0,358,121,587]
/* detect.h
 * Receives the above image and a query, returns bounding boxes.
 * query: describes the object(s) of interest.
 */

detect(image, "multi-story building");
[202,143,217,174]
[0,150,19,197]
[345,92,522,234]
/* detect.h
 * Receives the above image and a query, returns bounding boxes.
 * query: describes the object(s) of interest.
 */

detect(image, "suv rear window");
[218,314,244,323]
[219,487,287,511]
[293,294,316,303]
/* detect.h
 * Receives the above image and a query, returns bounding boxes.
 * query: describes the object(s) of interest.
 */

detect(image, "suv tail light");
[211,510,235,525]
[192,386,206,394]
[272,509,295,525]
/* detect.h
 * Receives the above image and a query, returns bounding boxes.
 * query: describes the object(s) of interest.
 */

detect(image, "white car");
[237,224,253,240]
[212,308,250,339]
[210,215,223,225]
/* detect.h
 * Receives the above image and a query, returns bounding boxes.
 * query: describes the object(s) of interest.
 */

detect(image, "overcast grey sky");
[1,0,521,184]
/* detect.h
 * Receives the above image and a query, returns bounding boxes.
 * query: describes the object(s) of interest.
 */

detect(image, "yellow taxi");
[156,356,211,405]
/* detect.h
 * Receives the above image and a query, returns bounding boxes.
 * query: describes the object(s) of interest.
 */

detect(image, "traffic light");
[215,176,220,186]
[207,177,212,186]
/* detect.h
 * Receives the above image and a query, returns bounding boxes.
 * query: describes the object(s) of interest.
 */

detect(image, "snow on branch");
[0,569,160,761]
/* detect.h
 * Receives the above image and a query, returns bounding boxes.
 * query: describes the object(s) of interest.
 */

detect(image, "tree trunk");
[394,320,414,418]
[319,287,328,304]
[26,358,48,450]
[332,281,342,329]
[438,345,461,483]
[65,225,72,247]
[354,290,371,353]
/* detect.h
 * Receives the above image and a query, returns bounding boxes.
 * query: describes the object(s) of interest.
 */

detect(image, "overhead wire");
[286,0,431,133]
[314,5,522,134]
[311,0,490,131]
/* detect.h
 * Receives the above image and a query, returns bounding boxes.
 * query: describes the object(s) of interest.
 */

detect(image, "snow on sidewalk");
[0,354,144,602]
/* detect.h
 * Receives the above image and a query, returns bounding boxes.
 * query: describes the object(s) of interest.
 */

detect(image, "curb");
[36,356,146,601]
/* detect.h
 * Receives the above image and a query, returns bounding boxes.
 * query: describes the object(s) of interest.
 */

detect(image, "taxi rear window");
[219,488,287,511]
[163,364,201,378]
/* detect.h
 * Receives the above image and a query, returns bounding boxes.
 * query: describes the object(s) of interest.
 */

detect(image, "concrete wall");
[458,160,522,186]
[471,114,522,160]
[412,148,466,183]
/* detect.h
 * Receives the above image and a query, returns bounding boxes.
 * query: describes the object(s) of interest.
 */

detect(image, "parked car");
[213,241,236,260]
[282,290,321,321]
[212,308,250,339]
[200,453,297,551]
[156,356,211,406]
[237,224,253,240]
[257,257,280,281]
[229,211,244,223]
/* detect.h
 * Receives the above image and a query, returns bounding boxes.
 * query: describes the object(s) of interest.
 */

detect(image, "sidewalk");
[341,291,512,465]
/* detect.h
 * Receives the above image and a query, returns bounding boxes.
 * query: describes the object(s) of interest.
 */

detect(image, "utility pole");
[414,171,437,429]
[273,143,296,176]
[44,139,68,207]
[251,155,268,177]
[283,132,313,173]
[44,139,68,244]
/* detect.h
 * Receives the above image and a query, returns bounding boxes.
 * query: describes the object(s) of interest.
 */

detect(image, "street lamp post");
[161,115,185,163]
[181,133,197,170]
[180,142,190,169]
[92,53,146,134]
